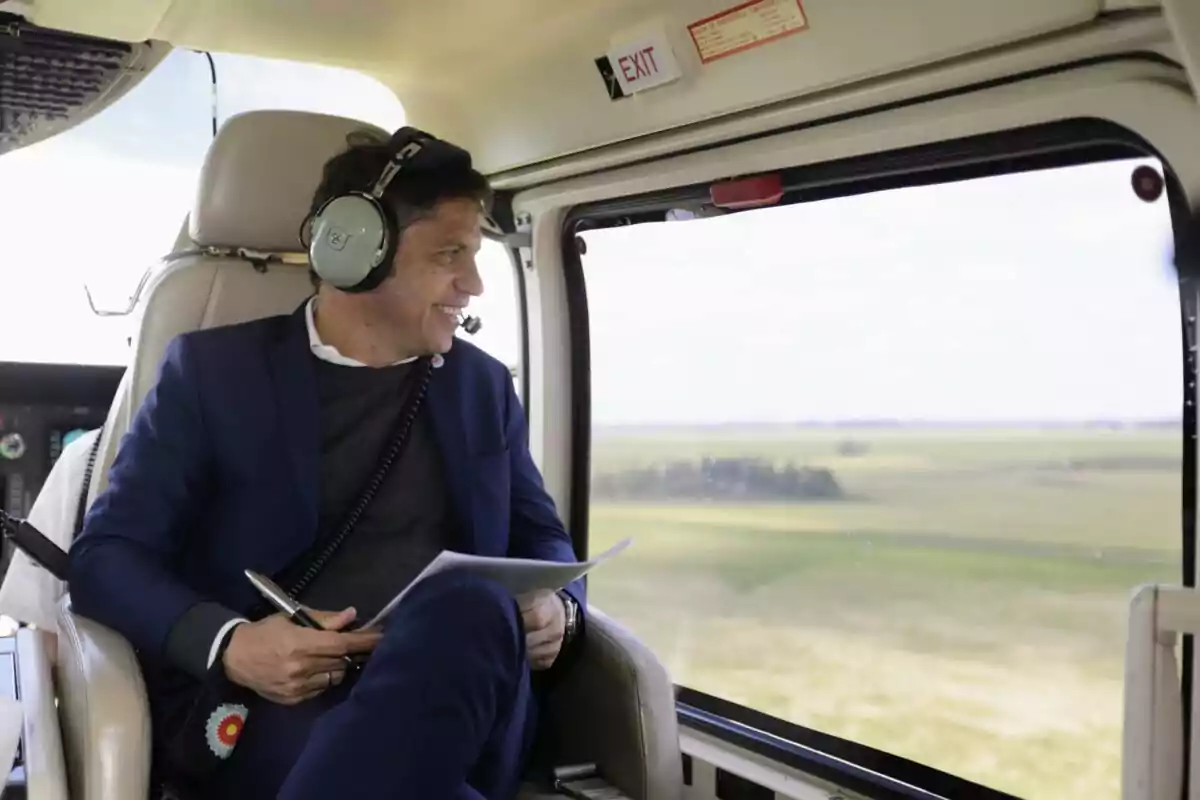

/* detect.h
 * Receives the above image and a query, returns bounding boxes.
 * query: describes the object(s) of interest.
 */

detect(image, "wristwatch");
[557,590,580,644]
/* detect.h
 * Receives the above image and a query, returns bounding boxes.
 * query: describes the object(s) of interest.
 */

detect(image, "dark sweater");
[295,357,453,620]
[165,356,455,677]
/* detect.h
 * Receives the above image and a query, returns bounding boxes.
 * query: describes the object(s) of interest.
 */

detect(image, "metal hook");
[83,266,152,317]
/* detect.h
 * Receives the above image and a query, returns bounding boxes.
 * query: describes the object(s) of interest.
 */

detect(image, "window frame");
[472,230,530,411]
[561,118,1195,798]
[481,192,533,417]
[511,234,533,413]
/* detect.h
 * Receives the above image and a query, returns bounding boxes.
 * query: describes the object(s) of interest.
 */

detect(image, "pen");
[245,569,355,668]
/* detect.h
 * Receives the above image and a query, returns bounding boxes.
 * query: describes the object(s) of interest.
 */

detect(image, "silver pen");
[245,570,355,667]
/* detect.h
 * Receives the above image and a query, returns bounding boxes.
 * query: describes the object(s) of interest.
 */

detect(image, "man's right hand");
[221,607,382,705]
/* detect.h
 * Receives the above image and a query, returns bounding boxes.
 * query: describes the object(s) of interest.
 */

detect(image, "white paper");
[364,538,631,628]
[0,696,22,780]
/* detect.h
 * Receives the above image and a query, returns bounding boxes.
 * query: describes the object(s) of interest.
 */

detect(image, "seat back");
[65,109,388,800]
[87,108,389,507]
[85,253,315,504]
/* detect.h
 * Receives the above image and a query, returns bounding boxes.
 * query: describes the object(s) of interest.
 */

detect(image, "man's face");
[364,197,484,355]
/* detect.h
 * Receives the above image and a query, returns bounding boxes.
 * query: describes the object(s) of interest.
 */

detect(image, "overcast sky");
[583,158,1180,424]
[0,50,1181,425]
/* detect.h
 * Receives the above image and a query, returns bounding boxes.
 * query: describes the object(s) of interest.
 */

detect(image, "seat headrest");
[190,109,389,252]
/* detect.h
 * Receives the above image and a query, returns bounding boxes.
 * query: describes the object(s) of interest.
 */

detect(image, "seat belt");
[0,426,106,583]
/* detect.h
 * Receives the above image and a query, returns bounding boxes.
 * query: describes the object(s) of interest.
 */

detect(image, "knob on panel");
[0,433,25,461]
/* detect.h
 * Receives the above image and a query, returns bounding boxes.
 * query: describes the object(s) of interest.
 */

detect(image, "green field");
[585,425,1181,800]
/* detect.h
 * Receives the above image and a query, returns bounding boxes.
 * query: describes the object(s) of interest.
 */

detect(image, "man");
[67,129,584,800]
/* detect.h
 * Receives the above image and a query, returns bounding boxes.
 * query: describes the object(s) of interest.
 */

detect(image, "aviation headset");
[306,126,475,294]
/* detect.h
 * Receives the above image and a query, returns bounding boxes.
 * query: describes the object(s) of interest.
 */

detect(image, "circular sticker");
[205,703,248,759]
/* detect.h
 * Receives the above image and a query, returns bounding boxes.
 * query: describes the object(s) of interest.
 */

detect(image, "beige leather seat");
[50,109,681,800]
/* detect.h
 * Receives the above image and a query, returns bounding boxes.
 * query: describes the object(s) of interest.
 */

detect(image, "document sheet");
[364,538,631,628]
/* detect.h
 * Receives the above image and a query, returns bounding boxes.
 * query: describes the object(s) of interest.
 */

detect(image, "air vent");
[0,13,138,153]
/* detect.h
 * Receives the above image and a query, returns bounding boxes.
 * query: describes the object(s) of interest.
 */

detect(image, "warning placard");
[688,0,809,64]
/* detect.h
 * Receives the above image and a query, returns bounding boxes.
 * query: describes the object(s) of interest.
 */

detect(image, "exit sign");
[605,32,683,96]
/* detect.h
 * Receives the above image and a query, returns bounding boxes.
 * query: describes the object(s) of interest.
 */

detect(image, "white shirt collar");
[305,297,417,368]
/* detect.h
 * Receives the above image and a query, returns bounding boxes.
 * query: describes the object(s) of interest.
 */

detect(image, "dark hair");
[305,140,493,287]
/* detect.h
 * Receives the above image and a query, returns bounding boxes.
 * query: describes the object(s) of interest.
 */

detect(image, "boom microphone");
[457,312,482,335]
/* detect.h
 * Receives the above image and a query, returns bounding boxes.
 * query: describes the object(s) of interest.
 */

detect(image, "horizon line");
[593,419,1182,429]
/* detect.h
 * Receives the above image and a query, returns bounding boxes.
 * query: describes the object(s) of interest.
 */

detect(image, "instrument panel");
[0,362,123,520]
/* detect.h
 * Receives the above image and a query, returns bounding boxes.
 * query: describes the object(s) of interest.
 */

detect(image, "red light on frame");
[710,174,784,210]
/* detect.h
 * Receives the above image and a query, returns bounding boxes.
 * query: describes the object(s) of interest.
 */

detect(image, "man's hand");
[221,607,381,705]
[518,591,566,671]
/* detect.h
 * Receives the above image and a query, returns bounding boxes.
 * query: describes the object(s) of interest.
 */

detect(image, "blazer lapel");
[427,361,477,552]
[268,304,321,538]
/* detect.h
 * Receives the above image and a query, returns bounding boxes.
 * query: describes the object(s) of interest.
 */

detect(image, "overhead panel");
[9,0,1106,173]
[402,0,1104,175]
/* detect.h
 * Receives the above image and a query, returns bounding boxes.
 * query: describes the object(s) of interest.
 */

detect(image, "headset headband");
[373,127,473,195]
[306,127,473,293]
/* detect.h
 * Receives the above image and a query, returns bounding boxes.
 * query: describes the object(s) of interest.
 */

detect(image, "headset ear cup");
[308,194,390,291]
[347,198,399,293]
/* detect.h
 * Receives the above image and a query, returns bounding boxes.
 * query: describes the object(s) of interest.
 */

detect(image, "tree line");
[591,457,844,502]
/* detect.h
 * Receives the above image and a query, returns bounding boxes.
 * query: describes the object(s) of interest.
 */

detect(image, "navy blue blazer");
[68,305,584,685]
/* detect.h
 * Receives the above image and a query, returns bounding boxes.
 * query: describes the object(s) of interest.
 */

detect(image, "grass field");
[585,425,1181,800]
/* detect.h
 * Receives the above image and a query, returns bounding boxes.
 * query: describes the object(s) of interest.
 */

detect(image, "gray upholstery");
[541,608,682,799]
